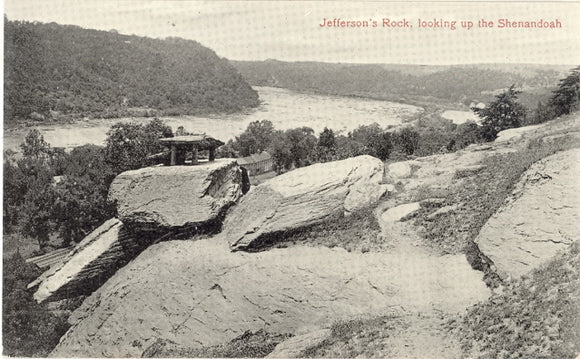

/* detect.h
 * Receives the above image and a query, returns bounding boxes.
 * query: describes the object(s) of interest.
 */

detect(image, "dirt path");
[359,205,471,358]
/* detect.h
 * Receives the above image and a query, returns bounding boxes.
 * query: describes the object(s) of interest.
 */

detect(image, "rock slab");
[51,238,490,358]
[32,219,145,303]
[476,148,580,279]
[222,155,388,251]
[108,159,247,231]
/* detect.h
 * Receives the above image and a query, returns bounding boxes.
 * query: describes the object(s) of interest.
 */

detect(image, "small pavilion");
[159,134,225,166]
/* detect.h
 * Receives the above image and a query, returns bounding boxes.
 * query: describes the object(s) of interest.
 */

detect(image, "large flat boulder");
[222,155,388,251]
[476,148,580,280]
[31,219,146,303]
[51,238,490,358]
[108,160,247,231]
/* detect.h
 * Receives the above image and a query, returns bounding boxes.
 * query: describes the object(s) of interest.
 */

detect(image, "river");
[3,87,423,152]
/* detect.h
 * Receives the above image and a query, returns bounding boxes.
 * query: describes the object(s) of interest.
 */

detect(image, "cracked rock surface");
[476,148,580,279]
[50,235,489,358]
[108,160,247,231]
[223,155,388,251]
[31,219,146,303]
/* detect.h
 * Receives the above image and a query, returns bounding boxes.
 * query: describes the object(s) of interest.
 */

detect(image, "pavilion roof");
[159,134,225,149]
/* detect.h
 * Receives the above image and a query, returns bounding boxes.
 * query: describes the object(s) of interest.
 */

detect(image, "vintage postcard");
[3,1,580,358]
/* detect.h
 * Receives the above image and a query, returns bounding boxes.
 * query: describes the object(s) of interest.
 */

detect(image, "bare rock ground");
[476,148,580,279]
[51,229,489,357]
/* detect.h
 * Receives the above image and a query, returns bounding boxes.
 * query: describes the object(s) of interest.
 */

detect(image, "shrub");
[3,253,70,357]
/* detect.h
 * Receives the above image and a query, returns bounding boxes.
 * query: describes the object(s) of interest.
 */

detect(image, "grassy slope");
[453,241,580,359]
[409,115,580,286]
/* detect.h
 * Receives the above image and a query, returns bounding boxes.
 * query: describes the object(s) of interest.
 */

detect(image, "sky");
[3,1,580,65]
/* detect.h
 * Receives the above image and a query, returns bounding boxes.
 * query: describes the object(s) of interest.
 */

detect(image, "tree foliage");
[104,118,173,173]
[473,85,526,141]
[4,19,259,123]
[348,123,394,160]
[234,120,275,157]
[3,253,70,357]
[548,66,580,117]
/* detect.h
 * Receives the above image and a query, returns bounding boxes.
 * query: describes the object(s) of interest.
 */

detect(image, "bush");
[3,253,70,357]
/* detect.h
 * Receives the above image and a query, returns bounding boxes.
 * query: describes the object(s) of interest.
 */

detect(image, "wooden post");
[170,144,176,166]
[209,147,216,162]
[191,145,198,165]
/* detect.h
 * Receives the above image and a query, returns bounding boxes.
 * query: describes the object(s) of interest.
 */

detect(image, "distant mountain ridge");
[232,60,569,107]
[4,19,259,124]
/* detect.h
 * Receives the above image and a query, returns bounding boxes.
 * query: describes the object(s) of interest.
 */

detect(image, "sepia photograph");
[2,1,580,358]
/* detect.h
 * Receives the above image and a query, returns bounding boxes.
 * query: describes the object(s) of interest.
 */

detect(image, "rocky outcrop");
[30,161,249,303]
[51,237,490,358]
[31,219,147,303]
[494,124,543,143]
[109,160,248,232]
[222,155,388,251]
[475,148,580,280]
[381,202,421,222]
[387,162,413,179]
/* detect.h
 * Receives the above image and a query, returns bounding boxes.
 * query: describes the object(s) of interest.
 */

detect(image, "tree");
[473,85,526,141]
[318,127,336,149]
[451,121,484,150]
[20,129,52,159]
[549,66,580,117]
[348,123,393,160]
[53,145,116,245]
[235,120,275,156]
[285,127,317,168]
[393,127,420,155]
[269,131,293,173]
[52,175,115,245]
[19,170,56,249]
[104,118,173,174]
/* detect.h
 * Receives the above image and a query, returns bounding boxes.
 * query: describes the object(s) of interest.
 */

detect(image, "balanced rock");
[476,148,580,279]
[32,219,145,303]
[109,160,247,231]
[222,155,388,251]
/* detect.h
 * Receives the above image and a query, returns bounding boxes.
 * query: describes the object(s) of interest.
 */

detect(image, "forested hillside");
[233,60,567,108]
[4,18,259,124]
